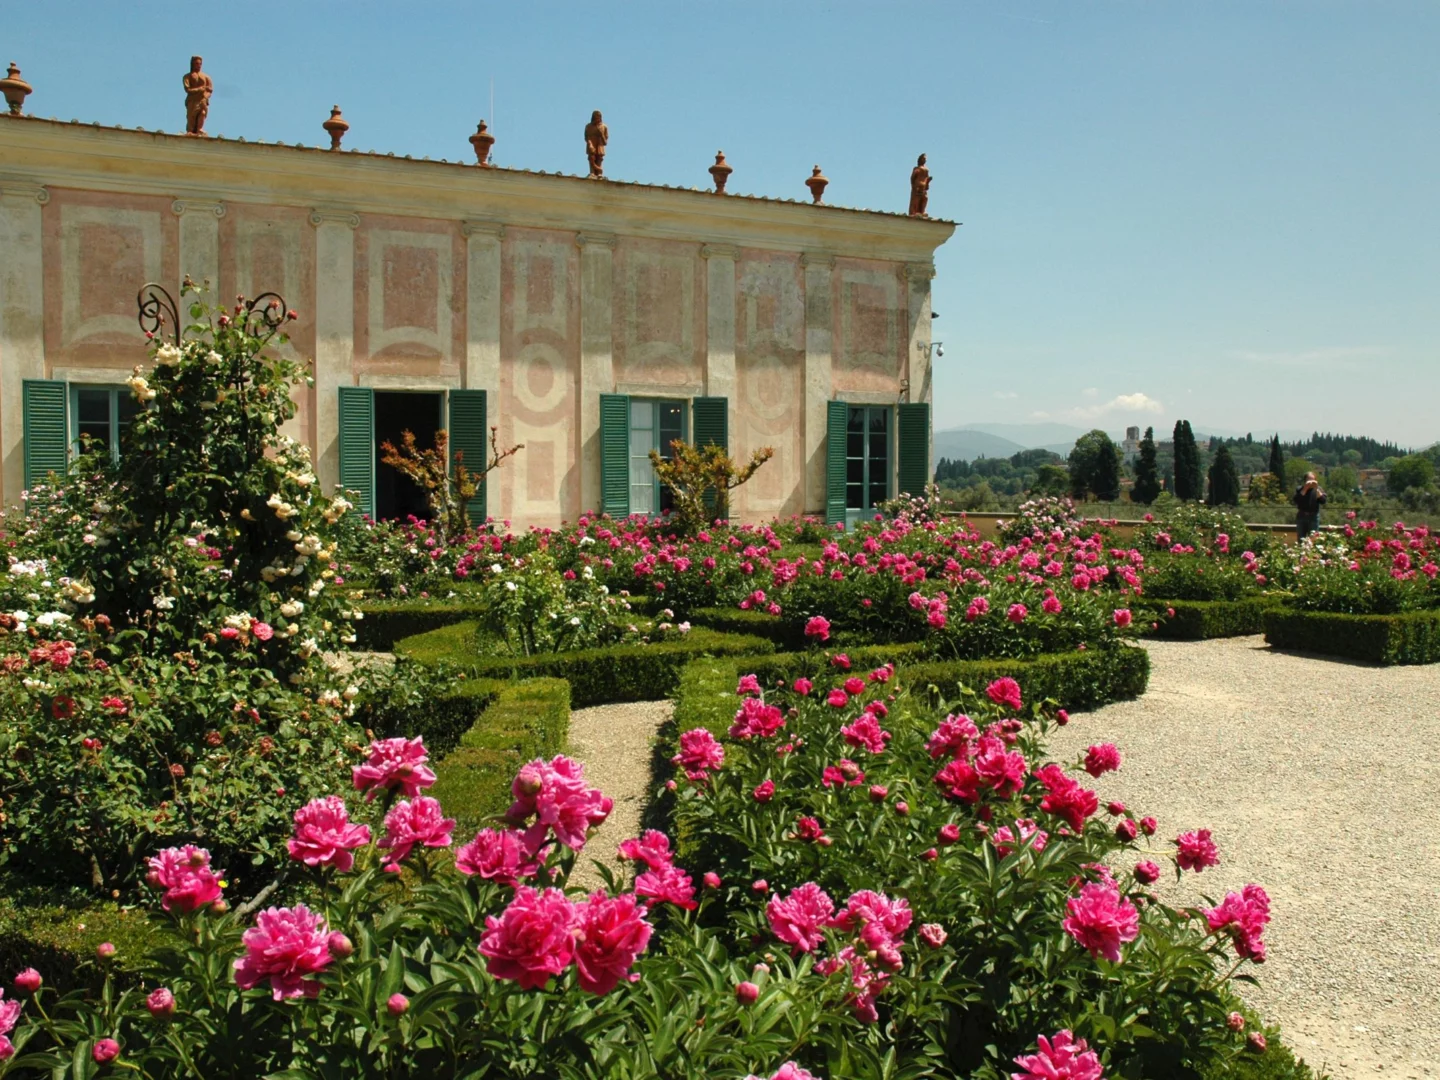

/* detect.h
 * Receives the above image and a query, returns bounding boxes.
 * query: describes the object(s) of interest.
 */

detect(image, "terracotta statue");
[908,153,931,217]
[585,110,608,178]
[183,56,212,136]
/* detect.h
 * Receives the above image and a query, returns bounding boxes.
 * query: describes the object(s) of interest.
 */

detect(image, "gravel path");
[566,700,673,892]
[1047,637,1440,1080]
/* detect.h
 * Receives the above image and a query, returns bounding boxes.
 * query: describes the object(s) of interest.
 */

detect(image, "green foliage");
[1207,445,1241,507]
[0,899,163,992]
[477,550,640,656]
[1173,421,1203,501]
[1139,598,1279,640]
[1140,554,1262,601]
[430,678,570,837]
[1033,462,1070,497]
[1388,453,1436,496]
[351,657,500,758]
[649,440,775,535]
[1067,429,1121,501]
[1283,458,1316,491]
[1132,427,1161,504]
[1247,473,1288,505]
[688,607,808,649]
[1268,435,1285,480]
[352,597,490,650]
[1263,606,1440,665]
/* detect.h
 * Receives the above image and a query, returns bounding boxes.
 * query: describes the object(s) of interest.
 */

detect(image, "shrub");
[1131,427,1161,505]
[1263,606,1440,665]
[1139,598,1278,640]
[352,598,490,649]
[0,899,164,993]
[689,606,808,649]
[352,656,500,758]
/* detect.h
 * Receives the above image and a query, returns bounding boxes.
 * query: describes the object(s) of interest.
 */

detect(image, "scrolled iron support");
[136,282,182,346]
[242,291,289,339]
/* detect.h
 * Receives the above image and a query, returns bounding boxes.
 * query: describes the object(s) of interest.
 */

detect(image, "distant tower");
[1121,426,1142,464]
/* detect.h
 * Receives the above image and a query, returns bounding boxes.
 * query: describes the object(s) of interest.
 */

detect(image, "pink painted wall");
[831,258,906,396]
[611,238,705,392]
[352,214,464,381]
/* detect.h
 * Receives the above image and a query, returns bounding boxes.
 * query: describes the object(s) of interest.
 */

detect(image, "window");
[628,399,686,516]
[845,405,890,512]
[70,385,139,461]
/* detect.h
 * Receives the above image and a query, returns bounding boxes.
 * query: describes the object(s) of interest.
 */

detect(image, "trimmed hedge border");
[1137,597,1279,641]
[353,600,489,650]
[1262,606,1440,665]
[396,624,777,708]
[0,901,164,994]
[430,678,571,837]
[688,607,808,650]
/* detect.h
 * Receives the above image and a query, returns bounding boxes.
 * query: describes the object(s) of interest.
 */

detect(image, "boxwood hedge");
[1263,606,1440,665]
[1138,597,1279,641]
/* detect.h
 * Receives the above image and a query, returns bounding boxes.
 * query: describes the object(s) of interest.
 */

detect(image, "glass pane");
[658,401,683,460]
[870,482,888,507]
[77,422,110,451]
[846,459,864,484]
[869,409,888,433]
[846,431,863,457]
[869,431,887,459]
[629,400,653,429]
[847,407,865,432]
[846,484,863,509]
[116,394,140,423]
[76,389,110,424]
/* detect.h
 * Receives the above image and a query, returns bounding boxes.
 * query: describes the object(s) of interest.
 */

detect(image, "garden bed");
[1138,597,1280,640]
[1262,606,1440,665]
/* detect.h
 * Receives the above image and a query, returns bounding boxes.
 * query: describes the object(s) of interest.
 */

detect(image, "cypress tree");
[1091,432,1121,501]
[1268,435,1284,479]
[1207,444,1241,506]
[1132,426,1161,504]
[1172,420,1198,500]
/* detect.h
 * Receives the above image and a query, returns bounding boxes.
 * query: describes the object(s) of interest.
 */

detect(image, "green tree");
[1032,463,1070,496]
[1283,457,1316,491]
[1091,433,1121,500]
[1131,426,1161,504]
[1327,464,1359,497]
[1172,420,1202,501]
[1067,429,1120,501]
[1388,453,1436,495]
[649,439,774,535]
[1267,435,1284,478]
[1206,444,1240,506]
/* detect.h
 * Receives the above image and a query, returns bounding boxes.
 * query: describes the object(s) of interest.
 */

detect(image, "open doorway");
[374,391,443,521]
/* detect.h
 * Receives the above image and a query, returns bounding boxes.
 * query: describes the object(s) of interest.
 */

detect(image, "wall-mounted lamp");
[917,341,944,361]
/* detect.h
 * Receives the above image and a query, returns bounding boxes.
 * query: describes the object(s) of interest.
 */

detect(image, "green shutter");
[448,389,488,525]
[691,396,728,451]
[897,402,931,498]
[825,400,848,527]
[599,393,629,518]
[23,379,68,490]
[337,386,375,518]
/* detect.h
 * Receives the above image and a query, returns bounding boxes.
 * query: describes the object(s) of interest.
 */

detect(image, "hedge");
[353,600,490,650]
[1262,606,1440,665]
[688,607,808,650]
[430,678,571,838]
[0,899,165,993]
[396,624,777,708]
[1137,597,1278,641]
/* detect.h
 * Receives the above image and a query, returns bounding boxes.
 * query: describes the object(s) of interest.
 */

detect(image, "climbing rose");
[927,714,978,759]
[146,845,224,913]
[454,828,544,886]
[573,890,654,995]
[730,697,787,740]
[1113,608,1133,628]
[1204,884,1271,962]
[826,688,849,708]
[840,713,892,754]
[1175,829,1220,872]
[352,737,436,801]
[1011,1029,1105,1080]
[804,615,831,642]
[671,728,725,780]
[986,677,1023,711]
[288,796,372,872]
[617,830,675,871]
[378,796,455,868]
[479,886,577,990]
[1062,881,1140,962]
[233,904,333,1000]
[1083,744,1122,778]
[635,863,698,910]
[506,755,612,851]
[767,882,835,954]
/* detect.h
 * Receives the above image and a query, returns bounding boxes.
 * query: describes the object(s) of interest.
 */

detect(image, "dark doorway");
[374,391,443,521]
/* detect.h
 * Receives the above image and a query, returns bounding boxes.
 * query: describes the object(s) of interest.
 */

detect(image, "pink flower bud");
[13,968,41,994]
[869,784,888,802]
[752,879,769,894]
[1055,709,1070,726]
[1115,819,1138,842]
[146,987,175,1018]
[735,980,760,1004]
[327,932,354,959]
[1139,816,1157,836]
[95,942,116,960]
[1107,801,1126,816]
[387,993,409,1016]
[703,871,721,889]
[895,801,910,817]
[922,847,939,861]
[918,923,948,948]
[665,779,677,792]
[1227,1011,1246,1032]
[93,1039,120,1063]
[1248,1032,1267,1053]
[1134,860,1161,885]
[937,824,960,846]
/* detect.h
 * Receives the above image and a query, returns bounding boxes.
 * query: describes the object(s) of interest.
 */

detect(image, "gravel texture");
[1046,637,1440,1080]
[565,699,673,892]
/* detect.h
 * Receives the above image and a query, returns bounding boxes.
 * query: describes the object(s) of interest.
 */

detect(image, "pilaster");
[905,261,935,406]
[701,242,738,434]
[577,232,615,515]
[0,180,49,506]
[171,199,225,295]
[801,251,835,514]
[463,221,504,406]
[309,209,359,493]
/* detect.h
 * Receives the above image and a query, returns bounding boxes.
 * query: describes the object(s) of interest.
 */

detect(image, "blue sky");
[9,1,1438,446]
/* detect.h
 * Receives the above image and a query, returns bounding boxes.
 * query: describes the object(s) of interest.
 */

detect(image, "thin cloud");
[1030,410,1051,420]
[1067,392,1164,421]
[1081,387,1099,399]
[1227,347,1386,369]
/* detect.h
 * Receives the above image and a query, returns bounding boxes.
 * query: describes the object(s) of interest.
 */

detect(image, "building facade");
[0,118,953,528]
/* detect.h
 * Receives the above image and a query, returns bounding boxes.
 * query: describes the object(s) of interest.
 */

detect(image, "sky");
[8,1,1438,447]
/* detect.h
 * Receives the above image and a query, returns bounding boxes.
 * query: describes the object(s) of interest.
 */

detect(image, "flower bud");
[92,1039,120,1063]
[922,847,938,861]
[1107,801,1126,816]
[703,871,721,889]
[387,993,409,1016]
[1139,816,1157,836]
[146,987,175,1018]
[13,968,41,994]
[751,879,769,894]
[918,923,948,948]
[95,942,116,960]
[1133,861,1161,885]
[1055,709,1070,726]
[868,784,888,802]
[1115,819,1138,842]
[1247,1032,1267,1053]
[1227,1011,1246,1032]
[937,824,960,846]
[894,801,910,817]
[735,981,760,1004]
[327,932,354,959]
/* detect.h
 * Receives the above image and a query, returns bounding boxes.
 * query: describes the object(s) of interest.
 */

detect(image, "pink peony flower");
[703,871,721,888]
[730,697,787,740]
[746,1065,818,1080]
[635,863,698,910]
[671,728,725,780]
[378,796,456,868]
[13,969,40,995]
[387,993,409,1016]
[986,677,1023,712]
[1011,1029,1105,1080]
[573,890,654,995]
[753,779,776,803]
[146,845,224,913]
[831,889,912,956]
[1062,881,1140,962]
[1007,603,1028,623]
[843,676,866,696]
[1083,744,1121,778]
[793,677,813,695]
[0,990,21,1041]
[975,735,1028,796]
[736,673,762,697]
[826,688,849,709]
[1113,608,1133,628]
[1134,860,1161,884]
[233,904,333,999]
[992,819,1048,858]
[934,759,981,803]
[617,830,675,871]
[352,737,436,801]
[145,986,175,1018]
[1034,765,1099,832]
[478,886,577,990]
[506,755,611,851]
[767,882,835,954]
[840,713,892,754]
[1042,594,1063,615]
[794,816,825,842]
[93,1038,121,1063]
[1205,884,1271,961]
[927,714,978,759]
[1175,829,1220,872]
[287,796,372,872]
[918,922,948,948]
[804,615,831,642]
[454,827,545,886]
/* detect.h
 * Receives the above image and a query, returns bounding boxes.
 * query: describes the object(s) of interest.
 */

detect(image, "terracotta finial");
[709,150,733,194]
[908,153,931,217]
[182,55,212,136]
[323,105,349,150]
[585,110,608,178]
[805,165,829,204]
[470,119,495,166]
[0,62,33,117]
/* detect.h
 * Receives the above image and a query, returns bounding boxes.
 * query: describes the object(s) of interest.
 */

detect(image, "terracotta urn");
[470,120,495,166]
[322,105,349,150]
[805,165,828,204]
[0,62,33,116]
[709,150,733,194]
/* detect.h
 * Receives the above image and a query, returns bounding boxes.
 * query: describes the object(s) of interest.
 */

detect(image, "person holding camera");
[1294,472,1326,541]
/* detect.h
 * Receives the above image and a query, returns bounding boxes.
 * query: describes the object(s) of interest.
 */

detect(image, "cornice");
[0,176,49,204]
[308,209,360,229]
[171,199,226,218]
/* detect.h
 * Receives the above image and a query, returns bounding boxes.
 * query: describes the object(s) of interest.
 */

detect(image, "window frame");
[68,383,139,463]
[627,397,689,517]
[844,404,893,522]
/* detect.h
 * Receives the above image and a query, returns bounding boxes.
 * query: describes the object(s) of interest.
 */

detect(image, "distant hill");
[934,428,1027,462]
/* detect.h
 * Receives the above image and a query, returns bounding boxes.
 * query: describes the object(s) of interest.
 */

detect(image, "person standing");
[1294,472,1326,541]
